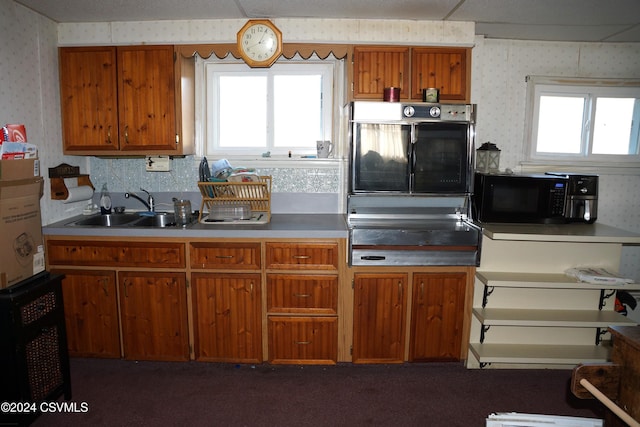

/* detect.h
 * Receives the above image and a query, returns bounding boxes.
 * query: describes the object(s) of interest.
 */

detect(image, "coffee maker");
[565,174,598,223]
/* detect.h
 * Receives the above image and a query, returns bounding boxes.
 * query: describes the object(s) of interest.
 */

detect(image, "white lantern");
[476,142,501,173]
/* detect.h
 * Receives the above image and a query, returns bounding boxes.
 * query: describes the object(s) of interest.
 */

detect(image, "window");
[200,56,335,157]
[525,76,640,166]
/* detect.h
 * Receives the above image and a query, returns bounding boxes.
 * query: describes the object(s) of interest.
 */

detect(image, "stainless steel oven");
[349,102,475,195]
[347,102,480,267]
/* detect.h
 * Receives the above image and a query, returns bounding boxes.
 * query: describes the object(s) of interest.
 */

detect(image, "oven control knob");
[403,106,415,117]
[429,106,441,118]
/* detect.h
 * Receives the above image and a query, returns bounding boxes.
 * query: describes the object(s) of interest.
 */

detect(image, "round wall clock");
[237,19,283,68]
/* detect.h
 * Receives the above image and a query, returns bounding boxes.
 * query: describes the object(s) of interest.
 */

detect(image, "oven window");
[352,123,410,191]
[414,123,470,193]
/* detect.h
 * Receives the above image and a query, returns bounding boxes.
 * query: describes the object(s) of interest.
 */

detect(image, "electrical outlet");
[146,156,171,172]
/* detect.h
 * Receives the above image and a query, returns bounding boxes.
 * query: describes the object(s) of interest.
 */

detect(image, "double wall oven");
[347,101,481,266]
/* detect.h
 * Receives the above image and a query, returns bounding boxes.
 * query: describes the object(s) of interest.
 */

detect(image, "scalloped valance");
[176,43,351,61]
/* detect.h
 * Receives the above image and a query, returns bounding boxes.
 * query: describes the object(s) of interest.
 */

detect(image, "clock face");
[237,21,282,67]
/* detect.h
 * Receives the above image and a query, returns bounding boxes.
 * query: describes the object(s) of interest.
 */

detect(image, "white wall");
[0,0,90,224]
[472,37,640,281]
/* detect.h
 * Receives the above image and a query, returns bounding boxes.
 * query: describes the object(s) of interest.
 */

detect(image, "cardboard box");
[0,178,45,289]
[0,158,40,181]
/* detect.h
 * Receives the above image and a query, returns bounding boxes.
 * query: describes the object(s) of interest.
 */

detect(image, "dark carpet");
[35,359,604,427]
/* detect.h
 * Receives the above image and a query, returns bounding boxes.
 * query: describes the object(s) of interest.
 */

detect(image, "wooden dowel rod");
[579,378,640,427]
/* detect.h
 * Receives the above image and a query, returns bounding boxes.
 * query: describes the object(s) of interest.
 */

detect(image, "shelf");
[473,308,638,328]
[469,342,612,365]
[476,271,640,290]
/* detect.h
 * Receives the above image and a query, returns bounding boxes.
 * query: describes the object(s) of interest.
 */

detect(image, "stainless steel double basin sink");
[66,212,182,228]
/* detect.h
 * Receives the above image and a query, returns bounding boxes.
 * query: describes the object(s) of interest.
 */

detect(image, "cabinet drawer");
[20,290,59,326]
[267,274,337,314]
[268,317,337,364]
[190,242,261,270]
[47,240,185,268]
[265,243,338,270]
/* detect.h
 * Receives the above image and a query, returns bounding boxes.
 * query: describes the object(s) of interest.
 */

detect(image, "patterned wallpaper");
[1,0,639,280]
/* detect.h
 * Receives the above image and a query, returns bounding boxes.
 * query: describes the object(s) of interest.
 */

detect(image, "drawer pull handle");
[215,255,234,259]
[294,293,311,298]
[292,255,311,259]
[295,341,311,345]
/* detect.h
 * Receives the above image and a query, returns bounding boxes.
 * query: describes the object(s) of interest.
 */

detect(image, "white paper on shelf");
[565,267,634,285]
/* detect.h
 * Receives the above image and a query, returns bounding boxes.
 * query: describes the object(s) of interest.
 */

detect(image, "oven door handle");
[360,255,386,261]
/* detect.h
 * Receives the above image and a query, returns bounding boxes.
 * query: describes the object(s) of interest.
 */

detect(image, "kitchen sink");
[71,213,141,227]
[67,212,181,228]
[131,213,176,227]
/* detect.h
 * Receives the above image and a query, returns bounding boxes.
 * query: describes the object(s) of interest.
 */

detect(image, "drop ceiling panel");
[239,0,460,20]
[13,0,640,42]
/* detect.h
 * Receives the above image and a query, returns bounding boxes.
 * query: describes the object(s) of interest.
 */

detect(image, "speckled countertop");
[43,213,348,239]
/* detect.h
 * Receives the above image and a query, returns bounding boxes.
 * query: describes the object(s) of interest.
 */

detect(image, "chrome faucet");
[125,188,155,212]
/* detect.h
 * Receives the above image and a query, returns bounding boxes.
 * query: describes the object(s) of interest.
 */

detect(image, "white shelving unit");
[466,224,640,369]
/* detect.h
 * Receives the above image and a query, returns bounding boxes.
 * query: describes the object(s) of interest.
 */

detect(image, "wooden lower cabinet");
[268,317,338,364]
[352,269,471,363]
[51,269,120,358]
[267,273,339,364]
[119,271,189,361]
[352,273,408,363]
[409,273,466,361]
[191,273,262,363]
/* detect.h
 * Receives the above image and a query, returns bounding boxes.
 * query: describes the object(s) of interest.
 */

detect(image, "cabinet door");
[117,45,176,151]
[353,46,410,100]
[409,273,466,361]
[352,273,407,363]
[59,47,119,152]
[192,273,262,363]
[119,271,188,361]
[411,48,469,101]
[52,269,120,358]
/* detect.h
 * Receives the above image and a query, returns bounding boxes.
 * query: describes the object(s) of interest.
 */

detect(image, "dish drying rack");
[197,176,272,223]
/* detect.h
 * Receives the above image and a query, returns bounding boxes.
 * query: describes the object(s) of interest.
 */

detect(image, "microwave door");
[352,123,411,192]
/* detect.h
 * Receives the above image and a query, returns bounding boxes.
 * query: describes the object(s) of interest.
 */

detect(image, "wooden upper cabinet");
[59,45,194,155]
[411,47,470,102]
[353,46,410,100]
[59,47,118,152]
[117,45,176,152]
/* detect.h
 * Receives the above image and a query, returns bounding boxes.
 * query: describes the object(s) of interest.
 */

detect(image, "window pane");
[219,75,267,148]
[536,95,585,154]
[273,75,323,148]
[593,98,636,154]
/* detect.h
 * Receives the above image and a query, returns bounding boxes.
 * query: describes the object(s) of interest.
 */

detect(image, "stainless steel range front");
[347,102,480,267]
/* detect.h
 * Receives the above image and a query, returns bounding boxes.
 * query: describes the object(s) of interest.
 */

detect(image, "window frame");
[198,56,336,159]
[524,76,640,169]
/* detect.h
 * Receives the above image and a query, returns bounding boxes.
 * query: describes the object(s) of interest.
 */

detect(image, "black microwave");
[472,172,568,224]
